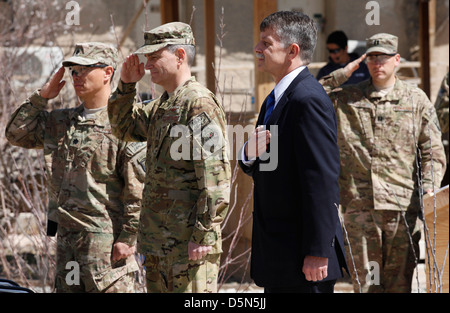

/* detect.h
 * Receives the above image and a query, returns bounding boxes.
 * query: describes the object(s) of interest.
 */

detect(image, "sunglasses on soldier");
[69,64,109,77]
[327,48,342,54]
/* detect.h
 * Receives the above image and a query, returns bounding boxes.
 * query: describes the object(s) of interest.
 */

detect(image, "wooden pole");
[253,0,277,112]
[160,0,179,24]
[204,0,216,93]
[419,0,431,98]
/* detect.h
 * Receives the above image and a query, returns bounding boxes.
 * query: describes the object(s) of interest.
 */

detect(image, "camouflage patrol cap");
[134,22,195,55]
[62,42,119,69]
[366,33,398,54]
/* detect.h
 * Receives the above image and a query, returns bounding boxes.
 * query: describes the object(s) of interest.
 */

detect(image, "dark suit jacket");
[239,67,348,288]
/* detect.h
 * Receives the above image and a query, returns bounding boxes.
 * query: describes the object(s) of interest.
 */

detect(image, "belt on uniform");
[153,186,199,201]
[168,190,190,201]
[168,190,199,201]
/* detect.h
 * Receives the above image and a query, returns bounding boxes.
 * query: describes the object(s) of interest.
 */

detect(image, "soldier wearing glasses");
[5,42,146,293]
[319,33,446,292]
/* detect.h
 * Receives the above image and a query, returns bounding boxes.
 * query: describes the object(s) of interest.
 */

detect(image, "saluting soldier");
[108,22,231,293]
[320,33,446,292]
[5,42,146,293]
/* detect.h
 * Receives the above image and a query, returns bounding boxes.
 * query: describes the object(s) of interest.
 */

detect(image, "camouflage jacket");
[108,77,231,258]
[435,72,449,133]
[5,90,146,246]
[320,69,446,212]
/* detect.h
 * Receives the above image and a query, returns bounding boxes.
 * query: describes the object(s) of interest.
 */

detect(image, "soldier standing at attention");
[5,42,146,293]
[108,22,231,293]
[320,33,446,292]
[434,72,449,186]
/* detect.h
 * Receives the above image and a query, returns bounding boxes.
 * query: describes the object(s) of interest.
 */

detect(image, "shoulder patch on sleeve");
[188,111,226,160]
[125,141,147,158]
[188,111,212,132]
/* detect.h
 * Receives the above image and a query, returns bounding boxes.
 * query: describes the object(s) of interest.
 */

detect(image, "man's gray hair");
[166,44,196,67]
[260,11,317,65]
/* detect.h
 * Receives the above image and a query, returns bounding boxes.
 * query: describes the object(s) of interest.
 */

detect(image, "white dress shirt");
[241,66,306,165]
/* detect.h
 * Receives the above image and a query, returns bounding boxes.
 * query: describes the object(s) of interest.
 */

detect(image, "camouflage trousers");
[343,209,420,293]
[55,230,138,293]
[143,253,220,293]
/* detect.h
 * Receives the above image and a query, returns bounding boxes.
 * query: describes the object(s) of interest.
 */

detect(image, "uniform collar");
[366,75,404,101]
[161,76,197,104]
[69,104,108,127]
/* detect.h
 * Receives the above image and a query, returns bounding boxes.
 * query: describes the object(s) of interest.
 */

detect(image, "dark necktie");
[263,90,275,125]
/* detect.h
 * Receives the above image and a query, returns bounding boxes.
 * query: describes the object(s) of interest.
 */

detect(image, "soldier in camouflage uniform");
[434,72,449,186]
[435,72,449,134]
[108,22,231,293]
[5,42,146,293]
[319,33,446,292]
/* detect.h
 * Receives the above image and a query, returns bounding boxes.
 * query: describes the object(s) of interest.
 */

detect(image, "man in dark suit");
[239,11,348,293]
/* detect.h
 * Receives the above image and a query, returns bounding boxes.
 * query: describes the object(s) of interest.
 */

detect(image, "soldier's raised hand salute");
[108,23,231,293]
[343,53,366,78]
[121,54,145,83]
[40,66,66,99]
